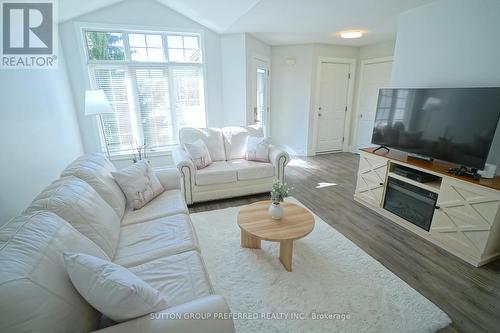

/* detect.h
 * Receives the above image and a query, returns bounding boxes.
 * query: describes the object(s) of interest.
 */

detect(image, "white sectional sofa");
[173,126,290,204]
[0,153,235,333]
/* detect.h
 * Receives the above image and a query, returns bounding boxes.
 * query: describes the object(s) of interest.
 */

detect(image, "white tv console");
[354,147,500,267]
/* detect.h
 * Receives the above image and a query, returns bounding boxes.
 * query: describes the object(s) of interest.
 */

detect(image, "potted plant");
[269,180,290,220]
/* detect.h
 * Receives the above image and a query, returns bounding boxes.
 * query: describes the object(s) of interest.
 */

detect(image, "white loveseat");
[0,153,235,333]
[173,126,290,204]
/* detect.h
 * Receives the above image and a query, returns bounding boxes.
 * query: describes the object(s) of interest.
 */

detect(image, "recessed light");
[339,30,363,39]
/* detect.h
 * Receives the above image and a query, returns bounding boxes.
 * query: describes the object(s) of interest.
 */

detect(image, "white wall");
[271,43,363,155]
[221,33,271,127]
[221,34,247,126]
[271,44,314,155]
[391,0,500,171]
[359,40,395,61]
[0,44,83,224]
[59,0,224,155]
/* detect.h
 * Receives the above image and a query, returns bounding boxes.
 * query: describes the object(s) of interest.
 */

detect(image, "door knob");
[318,107,322,110]
[318,113,322,117]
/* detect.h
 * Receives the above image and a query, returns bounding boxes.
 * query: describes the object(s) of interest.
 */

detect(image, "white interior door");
[355,59,393,150]
[252,58,270,135]
[316,62,350,153]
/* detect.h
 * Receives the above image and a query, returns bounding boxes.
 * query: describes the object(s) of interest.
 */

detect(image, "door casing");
[312,57,357,155]
[352,56,393,152]
[251,55,271,136]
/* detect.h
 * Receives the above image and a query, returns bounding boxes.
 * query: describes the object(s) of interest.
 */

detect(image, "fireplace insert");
[383,177,438,231]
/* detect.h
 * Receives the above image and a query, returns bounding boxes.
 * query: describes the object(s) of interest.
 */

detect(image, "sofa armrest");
[269,145,290,183]
[155,168,181,190]
[172,146,196,204]
[92,295,235,333]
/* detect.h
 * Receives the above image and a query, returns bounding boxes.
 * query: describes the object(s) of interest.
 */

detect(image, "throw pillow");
[112,160,164,210]
[246,136,271,162]
[63,252,168,322]
[184,139,213,169]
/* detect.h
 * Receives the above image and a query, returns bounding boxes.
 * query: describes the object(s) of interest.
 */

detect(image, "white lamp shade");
[85,90,114,116]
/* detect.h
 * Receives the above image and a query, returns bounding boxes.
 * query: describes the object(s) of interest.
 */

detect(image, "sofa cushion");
[63,252,168,322]
[112,160,164,210]
[129,251,213,307]
[24,176,120,258]
[0,211,109,333]
[195,161,237,185]
[180,127,226,161]
[222,126,264,160]
[228,159,275,180]
[121,189,188,226]
[114,214,199,267]
[61,153,126,219]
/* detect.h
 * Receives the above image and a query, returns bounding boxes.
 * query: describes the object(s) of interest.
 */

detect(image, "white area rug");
[190,197,451,333]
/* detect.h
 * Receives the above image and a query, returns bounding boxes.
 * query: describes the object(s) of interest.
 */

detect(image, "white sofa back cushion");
[64,252,168,322]
[24,176,120,258]
[223,126,264,160]
[61,153,126,219]
[0,211,110,333]
[180,127,226,161]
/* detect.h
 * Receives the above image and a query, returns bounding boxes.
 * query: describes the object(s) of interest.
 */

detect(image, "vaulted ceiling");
[59,0,436,46]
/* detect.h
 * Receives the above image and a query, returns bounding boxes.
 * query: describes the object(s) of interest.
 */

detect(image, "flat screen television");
[371,87,500,170]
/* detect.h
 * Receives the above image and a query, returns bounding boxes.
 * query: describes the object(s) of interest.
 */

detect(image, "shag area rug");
[190,197,451,333]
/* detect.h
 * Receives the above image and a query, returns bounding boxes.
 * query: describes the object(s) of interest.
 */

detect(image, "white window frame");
[74,22,209,159]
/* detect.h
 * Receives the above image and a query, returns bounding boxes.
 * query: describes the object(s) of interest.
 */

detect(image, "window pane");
[168,49,184,62]
[128,33,146,47]
[93,68,137,153]
[86,31,125,60]
[171,67,206,129]
[133,68,175,148]
[130,47,148,61]
[146,34,163,48]
[167,35,183,48]
[184,49,201,62]
[148,48,164,62]
[183,36,199,49]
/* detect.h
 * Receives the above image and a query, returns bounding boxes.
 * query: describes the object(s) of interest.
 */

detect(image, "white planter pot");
[268,202,284,220]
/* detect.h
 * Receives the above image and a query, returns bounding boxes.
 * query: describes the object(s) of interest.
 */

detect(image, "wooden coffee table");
[237,201,315,271]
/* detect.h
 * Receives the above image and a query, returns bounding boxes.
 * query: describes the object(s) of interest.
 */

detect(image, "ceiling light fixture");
[339,30,363,39]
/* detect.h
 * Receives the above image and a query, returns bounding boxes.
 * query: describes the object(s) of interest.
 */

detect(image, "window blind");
[131,67,174,149]
[93,68,136,154]
[86,29,206,156]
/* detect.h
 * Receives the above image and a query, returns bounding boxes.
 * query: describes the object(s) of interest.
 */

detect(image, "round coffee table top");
[237,201,315,241]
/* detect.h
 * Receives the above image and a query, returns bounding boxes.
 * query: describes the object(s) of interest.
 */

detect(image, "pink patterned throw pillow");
[112,160,164,210]
[246,136,271,162]
[184,139,213,169]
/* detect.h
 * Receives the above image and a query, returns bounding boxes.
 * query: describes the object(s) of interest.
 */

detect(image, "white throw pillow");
[112,160,164,210]
[184,139,213,169]
[246,136,271,162]
[63,252,168,322]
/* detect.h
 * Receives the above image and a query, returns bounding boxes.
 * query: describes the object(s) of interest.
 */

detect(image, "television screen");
[371,87,500,169]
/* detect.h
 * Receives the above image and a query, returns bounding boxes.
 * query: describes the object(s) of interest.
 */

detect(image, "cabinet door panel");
[355,153,388,207]
[430,179,500,258]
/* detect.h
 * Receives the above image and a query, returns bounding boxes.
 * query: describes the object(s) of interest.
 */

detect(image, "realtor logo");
[1,0,58,68]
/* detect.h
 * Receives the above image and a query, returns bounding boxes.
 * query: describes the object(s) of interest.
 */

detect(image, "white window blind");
[85,29,206,156]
